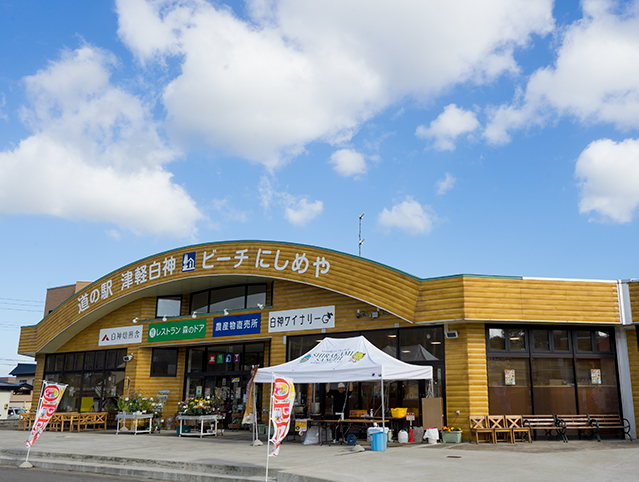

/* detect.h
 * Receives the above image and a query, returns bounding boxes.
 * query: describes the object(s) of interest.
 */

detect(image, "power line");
[0,297,44,305]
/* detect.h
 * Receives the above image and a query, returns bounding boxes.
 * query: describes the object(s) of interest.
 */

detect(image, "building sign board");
[99,327,143,346]
[76,245,332,315]
[268,305,335,333]
[213,313,261,337]
[147,318,207,342]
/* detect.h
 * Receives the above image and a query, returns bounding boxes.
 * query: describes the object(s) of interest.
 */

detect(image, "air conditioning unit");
[445,331,458,339]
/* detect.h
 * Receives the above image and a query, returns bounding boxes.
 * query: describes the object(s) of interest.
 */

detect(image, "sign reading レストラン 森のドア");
[148,318,207,342]
[268,305,335,333]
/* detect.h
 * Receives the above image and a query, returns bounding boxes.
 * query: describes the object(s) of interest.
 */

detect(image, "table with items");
[176,414,224,438]
[116,412,154,435]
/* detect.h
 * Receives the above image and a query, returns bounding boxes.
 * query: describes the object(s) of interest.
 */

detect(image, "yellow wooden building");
[17,241,639,439]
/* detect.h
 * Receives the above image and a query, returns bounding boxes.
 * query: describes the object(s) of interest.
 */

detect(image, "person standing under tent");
[326,382,353,442]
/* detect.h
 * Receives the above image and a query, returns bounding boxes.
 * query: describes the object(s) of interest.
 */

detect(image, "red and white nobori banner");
[25,381,67,449]
[269,377,295,457]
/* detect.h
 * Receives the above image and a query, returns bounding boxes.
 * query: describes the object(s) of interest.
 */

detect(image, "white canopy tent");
[255,336,433,445]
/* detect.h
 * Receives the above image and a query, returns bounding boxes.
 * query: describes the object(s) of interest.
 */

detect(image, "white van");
[7,407,26,420]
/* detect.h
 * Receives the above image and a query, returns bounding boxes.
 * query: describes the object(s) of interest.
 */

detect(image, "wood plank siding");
[444,323,489,440]
[628,282,639,434]
[19,241,627,430]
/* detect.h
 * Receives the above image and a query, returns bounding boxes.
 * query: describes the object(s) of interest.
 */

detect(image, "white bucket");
[398,430,408,443]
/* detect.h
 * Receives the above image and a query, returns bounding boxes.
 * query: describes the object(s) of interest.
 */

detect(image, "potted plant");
[441,426,463,443]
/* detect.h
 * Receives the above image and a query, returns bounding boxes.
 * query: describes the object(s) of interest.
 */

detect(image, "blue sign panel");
[213,313,261,337]
[182,252,196,272]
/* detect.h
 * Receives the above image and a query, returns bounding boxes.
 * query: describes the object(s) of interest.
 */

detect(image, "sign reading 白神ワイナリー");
[147,318,207,342]
[268,305,335,333]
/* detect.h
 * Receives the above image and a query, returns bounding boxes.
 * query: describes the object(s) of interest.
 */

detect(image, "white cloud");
[436,173,457,195]
[0,46,203,236]
[258,175,323,225]
[575,138,639,223]
[116,0,554,167]
[378,196,436,235]
[416,104,480,150]
[285,198,323,226]
[329,148,367,177]
[486,0,639,144]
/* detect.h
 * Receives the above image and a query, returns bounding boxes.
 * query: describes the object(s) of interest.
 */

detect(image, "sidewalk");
[0,429,637,482]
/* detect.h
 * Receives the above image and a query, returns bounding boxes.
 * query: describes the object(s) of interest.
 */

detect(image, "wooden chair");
[469,415,494,443]
[505,415,531,443]
[489,415,512,443]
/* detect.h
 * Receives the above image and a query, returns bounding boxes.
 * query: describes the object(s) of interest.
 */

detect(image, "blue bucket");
[371,431,387,451]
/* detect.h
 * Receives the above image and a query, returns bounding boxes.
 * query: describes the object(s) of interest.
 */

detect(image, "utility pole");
[358,213,365,257]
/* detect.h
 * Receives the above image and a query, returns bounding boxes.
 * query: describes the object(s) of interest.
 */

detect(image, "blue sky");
[2,0,639,376]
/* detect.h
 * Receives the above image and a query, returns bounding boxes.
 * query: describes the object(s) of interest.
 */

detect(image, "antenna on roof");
[358,213,365,257]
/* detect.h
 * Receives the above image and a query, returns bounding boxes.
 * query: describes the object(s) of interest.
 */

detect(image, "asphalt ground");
[0,429,637,482]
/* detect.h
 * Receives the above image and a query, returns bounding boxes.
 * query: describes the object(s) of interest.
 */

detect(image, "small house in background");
[5,363,36,411]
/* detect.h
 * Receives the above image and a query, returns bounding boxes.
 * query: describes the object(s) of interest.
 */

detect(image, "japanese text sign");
[26,381,67,449]
[269,377,295,457]
[99,327,142,346]
[268,305,335,333]
[147,318,207,342]
[213,313,261,337]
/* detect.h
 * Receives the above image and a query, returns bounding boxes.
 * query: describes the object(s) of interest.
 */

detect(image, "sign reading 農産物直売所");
[147,318,207,342]
[213,313,261,337]
[76,246,331,316]
[99,327,143,346]
[268,305,335,333]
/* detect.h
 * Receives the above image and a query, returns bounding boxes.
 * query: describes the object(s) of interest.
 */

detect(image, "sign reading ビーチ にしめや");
[76,246,330,315]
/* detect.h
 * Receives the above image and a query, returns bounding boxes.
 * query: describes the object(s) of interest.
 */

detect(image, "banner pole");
[265,373,274,482]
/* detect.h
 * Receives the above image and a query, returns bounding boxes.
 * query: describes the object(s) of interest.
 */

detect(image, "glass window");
[595,331,611,352]
[55,354,65,372]
[156,296,182,318]
[45,355,55,372]
[74,352,85,371]
[190,291,209,315]
[509,328,526,351]
[151,348,178,376]
[188,347,205,373]
[65,353,75,371]
[532,358,576,414]
[84,352,95,371]
[365,330,397,358]
[288,335,323,360]
[210,286,246,312]
[59,373,82,412]
[487,358,532,415]
[553,330,570,352]
[399,327,443,361]
[533,330,550,351]
[94,351,105,370]
[244,343,265,370]
[575,358,618,414]
[489,328,506,351]
[576,330,592,352]
[105,350,117,370]
[246,284,267,309]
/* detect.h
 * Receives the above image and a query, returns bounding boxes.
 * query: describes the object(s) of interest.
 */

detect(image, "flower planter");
[442,431,462,443]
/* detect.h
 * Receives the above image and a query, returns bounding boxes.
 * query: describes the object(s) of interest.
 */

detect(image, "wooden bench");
[587,414,632,442]
[522,415,564,442]
[77,412,108,431]
[18,412,35,431]
[554,414,594,443]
